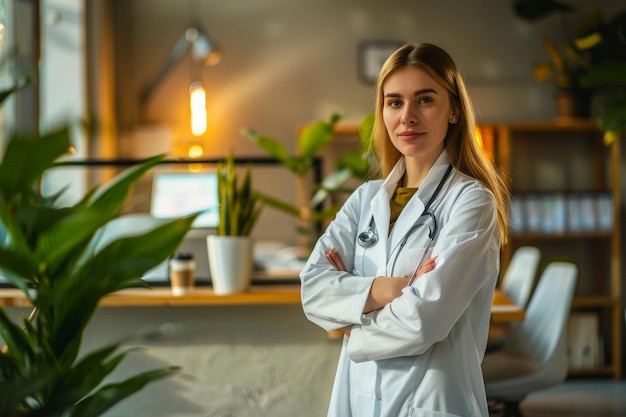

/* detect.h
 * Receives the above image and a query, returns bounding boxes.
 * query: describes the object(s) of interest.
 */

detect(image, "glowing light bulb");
[188,144,204,158]
[190,82,207,136]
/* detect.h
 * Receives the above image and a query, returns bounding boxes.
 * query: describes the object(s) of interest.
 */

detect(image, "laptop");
[150,169,219,231]
[144,169,220,283]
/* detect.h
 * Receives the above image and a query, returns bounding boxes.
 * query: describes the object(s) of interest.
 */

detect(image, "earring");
[450,117,457,124]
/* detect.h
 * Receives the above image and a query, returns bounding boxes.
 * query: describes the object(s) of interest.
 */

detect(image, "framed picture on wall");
[357,40,404,85]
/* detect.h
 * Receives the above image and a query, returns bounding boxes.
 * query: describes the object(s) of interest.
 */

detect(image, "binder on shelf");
[567,312,601,370]
[579,194,597,231]
[596,193,614,232]
[545,193,566,234]
[525,194,542,233]
[509,196,525,233]
[567,194,583,233]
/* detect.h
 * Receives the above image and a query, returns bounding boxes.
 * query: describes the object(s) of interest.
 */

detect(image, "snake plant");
[215,153,263,236]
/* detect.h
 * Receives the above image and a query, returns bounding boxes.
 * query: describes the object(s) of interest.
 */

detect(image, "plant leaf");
[88,154,165,215]
[240,128,298,171]
[597,92,626,133]
[0,127,71,196]
[65,367,180,417]
[580,61,626,89]
[512,0,576,21]
[298,112,342,160]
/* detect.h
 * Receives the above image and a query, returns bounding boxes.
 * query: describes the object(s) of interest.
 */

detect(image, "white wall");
[117,0,562,152]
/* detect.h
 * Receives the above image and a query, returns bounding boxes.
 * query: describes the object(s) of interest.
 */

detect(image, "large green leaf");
[65,367,180,417]
[0,247,38,291]
[298,112,341,159]
[0,127,71,195]
[310,168,353,207]
[87,154,165,215]
[240,128,301,173]
[0,370,57,416]
[46,343,126,411]
[35,209,114,281]
[255,192,301,217]
[580,61,626,89]
[597,93,626,133]
[77,216,196,289]
[0,76,30,106]
[0,308,36,371]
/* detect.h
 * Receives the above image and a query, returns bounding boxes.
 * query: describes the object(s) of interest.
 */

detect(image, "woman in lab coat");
[300,43,509,417]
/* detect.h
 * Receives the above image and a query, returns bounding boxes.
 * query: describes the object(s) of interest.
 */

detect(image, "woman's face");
[382,65,456,163]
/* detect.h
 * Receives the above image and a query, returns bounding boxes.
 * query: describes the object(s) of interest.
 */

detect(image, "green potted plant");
[0,117,196,414]
[241,112,376,249]
[207,153,263,294]
[514,0,626,143]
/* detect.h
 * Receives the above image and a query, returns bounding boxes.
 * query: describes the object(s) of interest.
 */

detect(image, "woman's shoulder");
[450,170,496,201]
[342,179,384,205]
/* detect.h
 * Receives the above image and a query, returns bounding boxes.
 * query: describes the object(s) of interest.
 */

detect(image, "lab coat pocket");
[397,247,433,278]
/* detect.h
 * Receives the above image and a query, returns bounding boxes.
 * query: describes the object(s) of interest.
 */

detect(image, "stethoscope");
[357,165,453,283]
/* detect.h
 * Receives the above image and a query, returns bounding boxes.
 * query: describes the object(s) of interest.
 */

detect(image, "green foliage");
[513,0,575,21]
[241,113,376,247]
[241,112,342,177]
[216,153,263,236]
[514,1,626,140]
[0,127,195,416]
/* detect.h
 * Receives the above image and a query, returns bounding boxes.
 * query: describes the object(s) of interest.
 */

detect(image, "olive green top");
[389,187,417,235]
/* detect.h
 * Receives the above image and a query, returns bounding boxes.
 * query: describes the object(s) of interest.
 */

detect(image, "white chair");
[488,246,541,351]
[500,246,541,308]
[482,262,578,417]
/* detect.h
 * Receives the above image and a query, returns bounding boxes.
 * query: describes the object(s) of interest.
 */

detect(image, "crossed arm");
[325,249,436,314]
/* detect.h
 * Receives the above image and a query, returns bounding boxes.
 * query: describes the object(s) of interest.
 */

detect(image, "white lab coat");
[300,151,500,417]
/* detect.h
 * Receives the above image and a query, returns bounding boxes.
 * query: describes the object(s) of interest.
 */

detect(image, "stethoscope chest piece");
[358,227,378,248]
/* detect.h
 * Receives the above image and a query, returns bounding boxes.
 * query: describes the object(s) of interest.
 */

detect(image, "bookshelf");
[481,119,622,379]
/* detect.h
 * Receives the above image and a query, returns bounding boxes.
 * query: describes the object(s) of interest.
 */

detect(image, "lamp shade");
[140,24,222,105]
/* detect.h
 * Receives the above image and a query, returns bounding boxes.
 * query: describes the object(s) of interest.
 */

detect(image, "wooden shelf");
[572,295,617,309]
[511,231,613,240]
[0,287,524,324]
[568,366,616,378]
[0,285,302,308]
[484,120,622,379]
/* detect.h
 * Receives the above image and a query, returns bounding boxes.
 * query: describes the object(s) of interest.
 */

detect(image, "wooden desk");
[490,290,525,323]
[0,286,524,322]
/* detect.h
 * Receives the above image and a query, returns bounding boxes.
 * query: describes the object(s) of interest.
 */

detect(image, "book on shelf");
[567,312,602,370]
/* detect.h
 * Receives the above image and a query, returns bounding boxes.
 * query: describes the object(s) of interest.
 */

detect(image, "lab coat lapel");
[367,160,404,276]
[388,152,451,252]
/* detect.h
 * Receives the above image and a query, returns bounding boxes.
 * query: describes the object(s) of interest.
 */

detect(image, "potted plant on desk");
[207,153,264,295]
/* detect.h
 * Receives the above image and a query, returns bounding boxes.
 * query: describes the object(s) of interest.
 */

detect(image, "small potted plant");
[514,1,626,142]
[207,153,263,294]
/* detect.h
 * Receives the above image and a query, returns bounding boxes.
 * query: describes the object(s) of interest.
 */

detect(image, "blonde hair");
[370,43,510,243]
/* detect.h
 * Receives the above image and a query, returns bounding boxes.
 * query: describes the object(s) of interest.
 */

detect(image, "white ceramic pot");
[207,235,253,295]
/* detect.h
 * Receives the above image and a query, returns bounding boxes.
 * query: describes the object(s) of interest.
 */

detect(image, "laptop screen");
[150,170,219,229]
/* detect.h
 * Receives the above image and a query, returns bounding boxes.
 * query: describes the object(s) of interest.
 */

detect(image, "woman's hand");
[325,248,437,314]
[326,249,347,272]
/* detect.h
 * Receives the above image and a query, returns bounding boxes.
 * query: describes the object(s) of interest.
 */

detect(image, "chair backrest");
[505,262,577,370]
[500,246,541,308]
